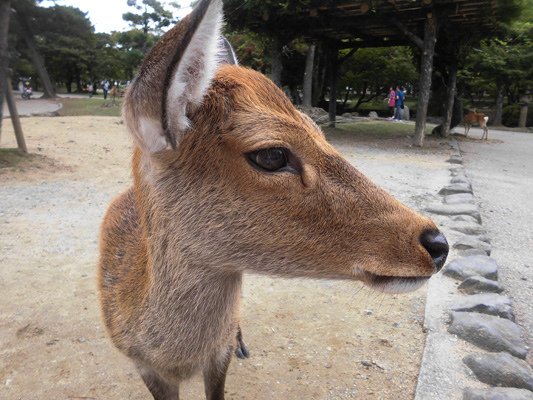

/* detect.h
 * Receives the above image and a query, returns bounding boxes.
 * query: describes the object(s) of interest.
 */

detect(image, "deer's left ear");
[124,0,227,153]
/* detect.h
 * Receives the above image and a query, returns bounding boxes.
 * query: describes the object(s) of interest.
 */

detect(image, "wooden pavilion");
[229,0,507,146]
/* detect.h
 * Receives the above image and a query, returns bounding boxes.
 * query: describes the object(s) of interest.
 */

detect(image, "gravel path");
[0,116,452,399]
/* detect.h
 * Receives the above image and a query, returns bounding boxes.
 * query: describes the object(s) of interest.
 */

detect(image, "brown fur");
[97,1,446,398]
[464,110,489,140]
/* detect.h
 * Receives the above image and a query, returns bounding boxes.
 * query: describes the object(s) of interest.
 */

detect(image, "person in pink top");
[385,86,396,119]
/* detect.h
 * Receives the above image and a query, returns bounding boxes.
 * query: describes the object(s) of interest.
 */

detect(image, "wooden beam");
[338,47,358,64]
[391,18,424,50]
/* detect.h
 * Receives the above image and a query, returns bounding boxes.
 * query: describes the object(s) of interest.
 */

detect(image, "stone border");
[415,139,532,400]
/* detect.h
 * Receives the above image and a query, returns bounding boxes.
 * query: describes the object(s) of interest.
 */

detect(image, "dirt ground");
[0,116,451,400]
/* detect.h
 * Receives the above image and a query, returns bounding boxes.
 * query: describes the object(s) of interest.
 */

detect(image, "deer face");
[124,0,448,293]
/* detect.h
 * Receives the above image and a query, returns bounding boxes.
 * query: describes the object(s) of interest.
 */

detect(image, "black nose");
[420,230,449,271]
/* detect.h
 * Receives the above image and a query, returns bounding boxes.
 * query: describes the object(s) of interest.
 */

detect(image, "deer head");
[122,0,448,293]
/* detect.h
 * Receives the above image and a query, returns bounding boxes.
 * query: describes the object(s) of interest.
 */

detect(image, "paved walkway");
[459,127,533,340]
[2,95,62,118]
[2,91,107,118]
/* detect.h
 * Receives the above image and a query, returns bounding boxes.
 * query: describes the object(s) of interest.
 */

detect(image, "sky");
[40,0,194,33]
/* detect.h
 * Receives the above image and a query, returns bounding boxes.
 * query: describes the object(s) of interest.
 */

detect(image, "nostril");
[420,230,449,272]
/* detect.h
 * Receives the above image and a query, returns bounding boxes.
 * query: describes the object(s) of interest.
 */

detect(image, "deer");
[97,1,449,399]
[464,109,489,140]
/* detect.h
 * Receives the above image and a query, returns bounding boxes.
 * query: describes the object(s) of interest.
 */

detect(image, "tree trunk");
[312,43,327,107]
[0,0,11,141]
[16,12,56,98]
[302,42,316,108]
[289,86,301,105]
[441,63,457,137]
[493,86,504,126]
[342,87,352,108]
[5,78,27,153]
[328,47,339,127]
[270,35,282,87]
[413,13,438,147]
[75,67,82,93]
[352,83,369,111]
[519,95,529,128]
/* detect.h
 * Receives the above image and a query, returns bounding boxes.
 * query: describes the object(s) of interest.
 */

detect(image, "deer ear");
[123,0,224,153]
[219,36,238,65]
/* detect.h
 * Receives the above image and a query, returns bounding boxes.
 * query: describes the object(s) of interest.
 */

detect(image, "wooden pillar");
[270,35,283,87]
[302,42,316,108]
[5,79,27,153]
[442,62,457,137]
[328,47,339,127]
[413,12,438,147]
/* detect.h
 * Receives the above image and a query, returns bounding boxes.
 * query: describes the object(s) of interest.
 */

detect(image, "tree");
[0,0,11,138]
[458,12,533,125]
[223,29,269,72]
[11,0,56,97]
[107,29,152,80]
[224,0,313,86]
[91,33,131,83]
[338,47,418,112]
[122,0,177,53]
[34,5,95,93]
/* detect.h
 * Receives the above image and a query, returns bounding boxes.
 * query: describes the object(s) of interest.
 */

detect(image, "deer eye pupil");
[249,148,288,172]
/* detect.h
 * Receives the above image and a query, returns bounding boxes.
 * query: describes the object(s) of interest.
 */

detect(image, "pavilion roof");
[249,0,503,48]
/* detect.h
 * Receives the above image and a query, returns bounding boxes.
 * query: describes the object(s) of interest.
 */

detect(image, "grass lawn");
[0,148,41,170]
[54,100,442,139]
[323,120,435,138]
[345,98,417,112]
[58,98,122,117]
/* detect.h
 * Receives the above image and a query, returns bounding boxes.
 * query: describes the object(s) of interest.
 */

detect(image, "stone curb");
[415,139,532,400]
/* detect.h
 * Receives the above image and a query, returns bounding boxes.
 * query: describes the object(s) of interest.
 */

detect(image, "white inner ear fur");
[139,117,167,153]
[166,0,223,141]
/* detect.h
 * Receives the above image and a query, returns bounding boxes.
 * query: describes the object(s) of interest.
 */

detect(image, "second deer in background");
[464,110,489,140]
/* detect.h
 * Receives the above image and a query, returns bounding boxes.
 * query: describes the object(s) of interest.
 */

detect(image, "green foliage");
[34,5,95,91]
[223,29,269,71]
[9,1,168,90]
[339,47,418,111]
[122,0,177,54]
[123,0,175,34]
[458,0,533,105]
[502,104,533,127]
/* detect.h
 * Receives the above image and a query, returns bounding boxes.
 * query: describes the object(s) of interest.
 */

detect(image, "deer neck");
[132,148,242,333]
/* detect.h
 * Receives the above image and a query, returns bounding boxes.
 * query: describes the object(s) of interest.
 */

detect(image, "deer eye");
[247,147,289,172]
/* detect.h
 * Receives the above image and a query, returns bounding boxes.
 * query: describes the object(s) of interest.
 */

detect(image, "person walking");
[394,85,405,122]
[385,87,396,120]
[102,80,110,100]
